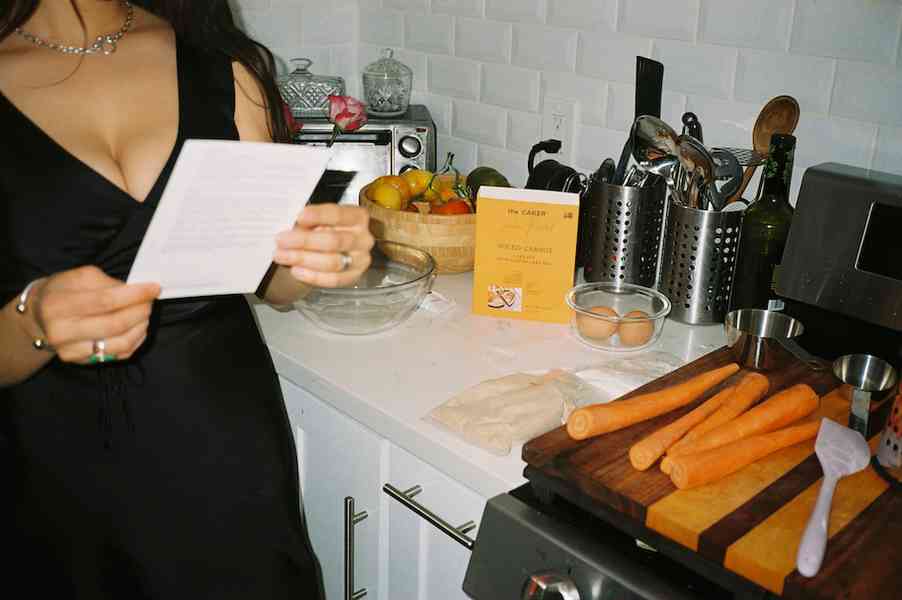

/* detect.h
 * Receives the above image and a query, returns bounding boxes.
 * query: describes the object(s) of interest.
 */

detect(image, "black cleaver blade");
[308,169,357,205]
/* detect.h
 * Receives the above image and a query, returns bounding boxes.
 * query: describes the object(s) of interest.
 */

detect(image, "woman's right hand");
[28,266,161,364]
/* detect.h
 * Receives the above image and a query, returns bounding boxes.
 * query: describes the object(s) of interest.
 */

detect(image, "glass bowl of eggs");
[565,281,671,352]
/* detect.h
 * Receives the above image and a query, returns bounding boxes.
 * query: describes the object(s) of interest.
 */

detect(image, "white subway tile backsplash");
[453,100,508,146]
[485,0,545,24]
[832,61,902,128]
[619,0,699,42]
[481,63,541,111]
[541,72,607,127]
[653,41,735,99]
[411,91,452,134]
[606,83,685,132]
[874,126,902,175]
[405,13,453,55]
[576,33,653,83]
[698,0,792,52]
[246,0,902,190]
[384,0,427,11]
[455,18,512,63]
[433,0,484,18]
[606,82,635,132]
[512,24,577,71]
[237,4,303,49]
[546,0,616,31]
[359,9,404,47]
[438,134,478,173]
[576,124,625,169]
[330,44,358,96]
[684,96,763,149]
[791,0,902,64]
[735,50,833,114]
[507,110,543,152]
[429,55,481,100]
[299,5,354,45]
[790,113,878,201]
[477,144,529,187]
[660,91,688,131]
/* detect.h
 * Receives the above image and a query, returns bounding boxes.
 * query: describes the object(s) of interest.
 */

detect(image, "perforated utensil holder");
[584,181,666,287]
[659,200,743,324]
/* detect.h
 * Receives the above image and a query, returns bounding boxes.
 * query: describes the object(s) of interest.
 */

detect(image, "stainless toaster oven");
[293,104,436,205]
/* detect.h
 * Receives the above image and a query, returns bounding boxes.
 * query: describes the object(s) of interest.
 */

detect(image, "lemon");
[377,175,412,207]
[370,183,403,210]
[401,169,433,196]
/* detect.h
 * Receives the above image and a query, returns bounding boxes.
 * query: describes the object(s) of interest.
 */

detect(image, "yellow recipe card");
[471,186,579,324]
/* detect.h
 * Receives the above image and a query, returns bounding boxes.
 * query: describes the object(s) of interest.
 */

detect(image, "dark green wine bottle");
[729,133,796,312]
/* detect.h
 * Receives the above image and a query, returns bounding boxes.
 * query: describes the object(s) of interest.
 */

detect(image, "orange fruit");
[401,169,433,196]
[438,188,460,203]
[432,199,471,215]
[370,183,403,210]
[376,176,412,206]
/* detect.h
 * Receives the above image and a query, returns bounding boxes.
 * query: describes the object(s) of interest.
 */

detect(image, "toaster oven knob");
[399,135,422,158]
[521,572,581,600]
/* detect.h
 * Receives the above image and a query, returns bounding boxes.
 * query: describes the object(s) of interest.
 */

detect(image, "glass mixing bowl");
[566,281,671,351]
[293,240,436,335]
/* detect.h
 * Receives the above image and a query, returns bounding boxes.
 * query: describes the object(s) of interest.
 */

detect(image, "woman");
[0,1,373,597]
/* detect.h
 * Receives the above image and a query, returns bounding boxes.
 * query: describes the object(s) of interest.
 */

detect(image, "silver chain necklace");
[15,1,135,56]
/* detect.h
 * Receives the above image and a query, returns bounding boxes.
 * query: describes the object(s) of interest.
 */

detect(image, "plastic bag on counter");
[571,350,685,406]
[426,370,606,456]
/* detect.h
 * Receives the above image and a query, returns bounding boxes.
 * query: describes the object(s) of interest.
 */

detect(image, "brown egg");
[575,305,619,340]
[618,310,655,347]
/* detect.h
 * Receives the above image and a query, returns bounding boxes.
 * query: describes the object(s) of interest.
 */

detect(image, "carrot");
[669,420,821,489]
[566,363,739,441]
[666,383,819,461]
[668,372,770,454]
[628,385,736,471]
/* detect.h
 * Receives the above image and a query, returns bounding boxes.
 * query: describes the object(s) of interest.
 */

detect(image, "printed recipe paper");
[127,140,332,299]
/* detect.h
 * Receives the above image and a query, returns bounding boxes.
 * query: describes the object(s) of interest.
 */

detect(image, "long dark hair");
[0,0,291,142]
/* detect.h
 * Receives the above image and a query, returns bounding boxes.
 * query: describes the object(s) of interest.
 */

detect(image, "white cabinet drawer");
[386,444,486,600]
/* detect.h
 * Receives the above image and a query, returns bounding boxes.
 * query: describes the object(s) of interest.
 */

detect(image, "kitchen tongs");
[614,56,664,184]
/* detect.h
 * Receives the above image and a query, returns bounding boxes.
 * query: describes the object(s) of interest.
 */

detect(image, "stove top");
[463,483,739,600]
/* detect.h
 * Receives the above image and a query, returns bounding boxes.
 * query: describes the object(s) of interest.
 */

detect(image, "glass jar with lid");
[277,58,346,119]
[361,48,412,118]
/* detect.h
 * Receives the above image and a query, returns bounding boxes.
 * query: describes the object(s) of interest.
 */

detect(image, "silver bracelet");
[15,280,51,351]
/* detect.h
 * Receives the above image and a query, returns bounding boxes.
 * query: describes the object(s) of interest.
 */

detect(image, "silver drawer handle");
[383,483,476,550]
[344,496,368,600]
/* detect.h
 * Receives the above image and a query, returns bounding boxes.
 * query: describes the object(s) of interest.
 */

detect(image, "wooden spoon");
[726,95,800,205]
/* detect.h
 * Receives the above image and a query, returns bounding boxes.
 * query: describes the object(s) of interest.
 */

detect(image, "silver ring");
[339,252,352,272]
[93,339,107,355]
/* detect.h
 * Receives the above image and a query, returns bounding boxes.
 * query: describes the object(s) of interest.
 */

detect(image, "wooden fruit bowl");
[359,175,476,274]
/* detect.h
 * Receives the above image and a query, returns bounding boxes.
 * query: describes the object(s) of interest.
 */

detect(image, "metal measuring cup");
[723,309,827,372]
[832,354,898,438]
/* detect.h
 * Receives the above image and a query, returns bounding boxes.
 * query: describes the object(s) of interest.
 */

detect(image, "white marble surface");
[252,273,726,499]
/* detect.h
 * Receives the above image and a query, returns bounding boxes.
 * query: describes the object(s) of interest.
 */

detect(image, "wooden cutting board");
[523,347,900,599]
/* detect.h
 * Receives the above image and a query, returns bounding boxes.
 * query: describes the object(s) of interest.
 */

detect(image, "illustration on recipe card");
[487,285,522,311]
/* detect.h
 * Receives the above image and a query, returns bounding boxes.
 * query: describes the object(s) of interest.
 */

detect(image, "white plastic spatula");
[796,418,870,578]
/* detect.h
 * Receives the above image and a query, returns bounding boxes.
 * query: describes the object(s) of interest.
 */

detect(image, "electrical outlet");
[541,96,577,163]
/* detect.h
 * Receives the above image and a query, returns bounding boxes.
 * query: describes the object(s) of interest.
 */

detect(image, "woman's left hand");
[273,204,375,287]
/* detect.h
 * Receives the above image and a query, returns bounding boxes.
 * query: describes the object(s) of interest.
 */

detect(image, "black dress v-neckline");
[0,37,184,207]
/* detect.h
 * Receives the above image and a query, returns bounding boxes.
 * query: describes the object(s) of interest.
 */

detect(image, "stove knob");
[521,572,581,600]
[399,135,422,158]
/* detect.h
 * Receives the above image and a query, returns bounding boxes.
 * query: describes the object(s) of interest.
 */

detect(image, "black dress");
[0,38,324,599]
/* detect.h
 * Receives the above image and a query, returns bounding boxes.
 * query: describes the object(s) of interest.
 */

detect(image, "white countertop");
[252,273,726,500]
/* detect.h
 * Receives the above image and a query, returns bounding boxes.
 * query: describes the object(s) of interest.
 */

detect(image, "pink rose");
[328,95,368,133]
